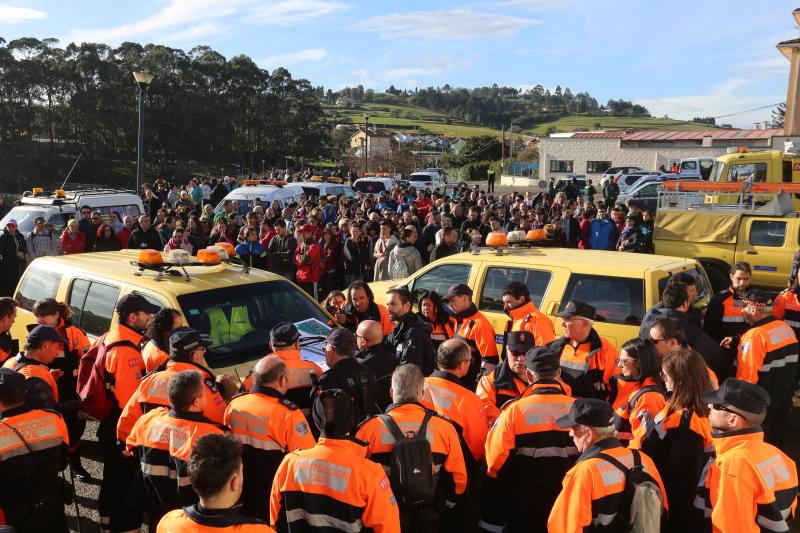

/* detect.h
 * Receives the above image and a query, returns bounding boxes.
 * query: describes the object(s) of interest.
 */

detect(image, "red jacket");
[60,230,86,254]
[321,237,340,272]
[295,239,321,283]
[117,227,132,248]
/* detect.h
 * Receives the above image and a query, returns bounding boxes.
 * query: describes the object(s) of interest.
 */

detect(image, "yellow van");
[369,247,713,349]
[11,250,334,376]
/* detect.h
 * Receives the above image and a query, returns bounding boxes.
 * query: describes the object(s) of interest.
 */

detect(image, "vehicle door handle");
[746,251,757,255]
[546,301,560,315]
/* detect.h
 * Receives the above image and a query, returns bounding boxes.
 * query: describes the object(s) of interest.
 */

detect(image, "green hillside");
[326,101,718,138]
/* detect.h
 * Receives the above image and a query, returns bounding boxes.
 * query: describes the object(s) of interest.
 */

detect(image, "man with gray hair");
[548,398,667,532]
[547,300,618,401]
[356,364,467,532]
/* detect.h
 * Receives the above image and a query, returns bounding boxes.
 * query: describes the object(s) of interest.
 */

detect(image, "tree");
[772,102,786,128]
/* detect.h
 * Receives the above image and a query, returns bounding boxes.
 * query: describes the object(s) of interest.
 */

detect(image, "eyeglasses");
[615,357,637,366]
[710,403,741,416]
[508,350,526,358]
[650,337,667,344]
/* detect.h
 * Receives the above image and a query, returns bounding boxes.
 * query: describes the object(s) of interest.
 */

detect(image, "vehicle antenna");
[60,153,82,190]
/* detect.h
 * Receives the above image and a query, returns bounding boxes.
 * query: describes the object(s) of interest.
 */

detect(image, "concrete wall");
[537,137,735,180]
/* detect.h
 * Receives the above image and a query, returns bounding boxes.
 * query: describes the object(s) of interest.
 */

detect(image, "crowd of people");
[0,251,796,532]
[0,174,653,301]
[0,176,797,533]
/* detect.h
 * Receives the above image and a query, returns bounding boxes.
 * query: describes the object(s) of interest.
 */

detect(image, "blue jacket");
[589,218,615,250]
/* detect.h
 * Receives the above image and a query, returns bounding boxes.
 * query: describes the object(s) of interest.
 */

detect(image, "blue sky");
[0,0,797,128]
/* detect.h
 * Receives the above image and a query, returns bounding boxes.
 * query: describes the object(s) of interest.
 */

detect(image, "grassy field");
[327,101,719,138]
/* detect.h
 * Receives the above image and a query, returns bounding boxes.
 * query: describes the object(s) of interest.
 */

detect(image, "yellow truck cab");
[710,148,800,210]
[369,244,712,350]
[11,250,334,377]
[653,182,800,291]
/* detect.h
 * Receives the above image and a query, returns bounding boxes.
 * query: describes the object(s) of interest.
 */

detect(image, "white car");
[600,166,647,186]
[213,181,305,215]
[0,188,144,235]
[408,171,447,191]
[615,171,659,193]
[352,177,397,195]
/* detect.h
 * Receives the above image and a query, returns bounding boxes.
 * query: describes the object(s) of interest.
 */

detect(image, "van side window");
[411,264,471,302]
[479,267,552,312]
[560,274,644,326]
[750,221,786,247]
[15,267,62,310]
[69,279,120,337]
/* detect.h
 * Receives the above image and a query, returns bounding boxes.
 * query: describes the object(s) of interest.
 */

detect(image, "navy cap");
[117,293,160,316]
[326,328,356,356]
[742,289,775,308]
[27,325,69,347]
[271,322,300,348]
[442,283,473,301]
[701,378,770,415]
[556,398,614,429]
[169,327,208,359]
[525,345,561,373]
[312,388,355,437]
[0,368,25,395]
[556,300,596,320]
[507,331,534,353]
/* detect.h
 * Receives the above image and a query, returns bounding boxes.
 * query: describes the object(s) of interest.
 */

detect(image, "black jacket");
[459,219,489,251]
[318,357,380,425]
[562,217,581,248]
[127,226,164,250]
[343,237,370,276]
[268,234,297,275]
[385,312,435,375]
[356,344,399,412]
[639,303,726,377]
[430,242,457,263]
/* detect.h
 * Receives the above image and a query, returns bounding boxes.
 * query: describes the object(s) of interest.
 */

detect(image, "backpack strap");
[596,450,632,476]
[379,414,407,442]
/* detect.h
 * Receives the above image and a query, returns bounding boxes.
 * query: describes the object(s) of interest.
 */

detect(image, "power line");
[712,102,783,120]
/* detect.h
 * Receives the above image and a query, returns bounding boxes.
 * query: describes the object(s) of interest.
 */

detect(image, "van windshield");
[213,199,256,216]
[177,280,331,369]
[354,181,386,193]
[0,208,47,234]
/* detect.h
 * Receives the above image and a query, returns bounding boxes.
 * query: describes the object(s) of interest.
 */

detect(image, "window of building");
[586,161,612,174]
[559,274,644,325]
[549,160,574,173]
[479,267,552,312]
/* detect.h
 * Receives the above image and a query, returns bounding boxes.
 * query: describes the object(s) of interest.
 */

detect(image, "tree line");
[0,37,329,191]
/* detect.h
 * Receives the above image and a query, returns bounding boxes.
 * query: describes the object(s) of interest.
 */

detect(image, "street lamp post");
[363,114,369,175]
[133,71,154,193]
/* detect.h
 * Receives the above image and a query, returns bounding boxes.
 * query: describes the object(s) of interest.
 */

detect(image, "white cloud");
[261,48,328,66]
[0,3,46,23]
[65,0,345,44]
[249,0,347,25]
[358,9,539,40]
[633,78,782,128]
[352,57,472,87]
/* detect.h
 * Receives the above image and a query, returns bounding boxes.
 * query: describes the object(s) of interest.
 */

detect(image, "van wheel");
[704,264,729,293]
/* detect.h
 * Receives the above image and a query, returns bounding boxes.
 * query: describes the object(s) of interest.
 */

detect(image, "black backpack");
[595,450,665,533]
[379,411,436,508]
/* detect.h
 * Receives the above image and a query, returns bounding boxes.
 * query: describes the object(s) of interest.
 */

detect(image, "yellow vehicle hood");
[654,211,740,244]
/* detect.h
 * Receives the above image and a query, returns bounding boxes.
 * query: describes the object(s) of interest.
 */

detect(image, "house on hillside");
[444,137,466,153]
[350,128,393,156]
[336,96,357,108]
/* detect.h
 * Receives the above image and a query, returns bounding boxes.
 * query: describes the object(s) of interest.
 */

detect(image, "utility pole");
[501,123,505,174]
[363,114,370,175]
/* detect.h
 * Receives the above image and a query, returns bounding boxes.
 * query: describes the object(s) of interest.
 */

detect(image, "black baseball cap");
[443,283,473,301]
[27,325,69,347]
[326,328,356,356]
[525,345,561,373]
[116,293,160,316]
[271,322,300,348]
[742,289,775,308]
[312,388,355,437]
[556,300,597,320]
[556,398,615,429]
[169,327,208,359]
[0,368,26,396]
[507,331,534,353]
[701,378,770,415]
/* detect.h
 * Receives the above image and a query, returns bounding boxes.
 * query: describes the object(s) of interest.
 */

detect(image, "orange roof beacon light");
[137,249,164,267]
[527,229,546,241]
[214,242,235,259]
[54,189,66,198]
[197,248,222,265]
[737,147,749,153]
[486,231,509,255]
[31,187,43,196]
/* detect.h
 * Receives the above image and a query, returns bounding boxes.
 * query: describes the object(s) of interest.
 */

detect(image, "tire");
[704,263,729,294]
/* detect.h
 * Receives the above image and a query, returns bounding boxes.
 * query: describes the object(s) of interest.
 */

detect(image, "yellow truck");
[653,182,800,291]
[710,147,800,211]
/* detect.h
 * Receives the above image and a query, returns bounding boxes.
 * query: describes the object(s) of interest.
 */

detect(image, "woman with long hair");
[416,290,456,351]
[319,224,341,299]
[142,308,184,373]
[642,349,714,532]
[94,223,121,252]
[609,337,666,447]
[32,298,93,478]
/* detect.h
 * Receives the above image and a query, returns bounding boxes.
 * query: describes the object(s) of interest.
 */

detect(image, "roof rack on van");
[658,181,800,216]
[243,179,286,187]
[23,186,137,200]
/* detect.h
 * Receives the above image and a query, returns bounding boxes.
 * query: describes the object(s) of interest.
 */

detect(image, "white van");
[213,181,305,215]
[0,188,144,235]
[352,177,396,195]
